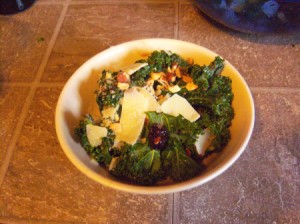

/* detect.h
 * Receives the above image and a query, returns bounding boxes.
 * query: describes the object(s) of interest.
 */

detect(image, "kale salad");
[75,51,234,185]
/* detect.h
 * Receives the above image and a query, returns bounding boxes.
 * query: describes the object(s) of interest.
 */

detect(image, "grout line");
[69,0,174,5]
[36,0,66,5]
[0,82,66,88]
[0,82,33,87]
[2,82,299,92]
[174,0,179,39]
[250,87,300,93]
[0,3,69,186]
[172,193,175,224]
[169,193,174,224]
[38,82,65,88]
[173,193,180,224]
[0,216,80,224]
[180,0,193,4]
[33,3,69,85]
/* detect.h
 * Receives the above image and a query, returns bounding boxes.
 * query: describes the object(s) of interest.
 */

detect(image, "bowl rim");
[55,38,255,194]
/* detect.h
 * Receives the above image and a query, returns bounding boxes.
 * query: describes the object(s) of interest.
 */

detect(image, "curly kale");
[162,138,203,182]
[130,65,151,87]
[96,70,124,110]
[146,112,203,151]
[131,50,189,86]
[145,50,189,72]
[110,143,166,185]
[179,56,234,154]
[75,52,234,185]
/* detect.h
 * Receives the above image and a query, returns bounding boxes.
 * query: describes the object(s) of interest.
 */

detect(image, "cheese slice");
[116,88,148,145]
[122,63,148,75]
[86,124,108,147]
[161,94,200,122]
[195,129,212,155]
[138,88,160,112]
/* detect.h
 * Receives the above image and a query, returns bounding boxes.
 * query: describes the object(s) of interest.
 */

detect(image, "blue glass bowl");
[195,0,300,34]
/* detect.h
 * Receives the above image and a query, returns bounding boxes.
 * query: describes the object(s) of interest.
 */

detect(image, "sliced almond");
[168,85,181,93]
[151,72,164,80]
[182,75,193,83]
[110,123,122,134]
[109,157,119,170]
[186,58,194,65]
[171,63,178,72]
[186,82,198,91]
[105,72,112,79]
[175,67,182,78]
[117,82,129,90]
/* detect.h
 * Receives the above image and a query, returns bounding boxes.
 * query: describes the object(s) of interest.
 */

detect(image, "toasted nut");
[171,63,178,72]
[114,114,120,122]
[175,67,182,78]
[117,72,130,83]
[166,72,176,82]
[186,58,194,65]
[168,85,181,93]
[146,79,154,87]
[110,123,121,133]
[117,82,129,90]
[151,72,164,80]
[109,157,119,171]
[105,72,112,79]
[102,105,119,119]
[182,75,193,83]
[156,84,164,90]
[158,79,169,87]
[186,82,198,91]
[155,89,162,96]
[102,119,112,127]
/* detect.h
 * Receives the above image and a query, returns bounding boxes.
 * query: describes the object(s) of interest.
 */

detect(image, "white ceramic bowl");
[55,38,255,194]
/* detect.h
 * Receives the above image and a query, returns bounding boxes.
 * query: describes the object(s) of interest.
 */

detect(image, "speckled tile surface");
[1,0,300,223]
[178,4,300,88]
[0,88,172,223]
[42,3,175,83]
[0,87,30,166]
[176,91,300,224]
[0,5,62,82]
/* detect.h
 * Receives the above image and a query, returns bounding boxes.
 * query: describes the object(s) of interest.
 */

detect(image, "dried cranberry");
[148,124,169,150]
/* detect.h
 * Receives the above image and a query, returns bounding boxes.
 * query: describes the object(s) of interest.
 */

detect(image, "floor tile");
[0,5,62,82]
[178,4,300,88]
[0,87,171,223]
[42,3,175,83]
[176,91,300,224]
[0,87,30,166]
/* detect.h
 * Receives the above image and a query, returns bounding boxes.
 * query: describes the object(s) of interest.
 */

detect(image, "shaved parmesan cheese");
[116,88,148,145]
[161,94,200,122]
[86,124,108,147]
[138,88,160,112]
[122,63,148,75]
[195,129,212,155]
